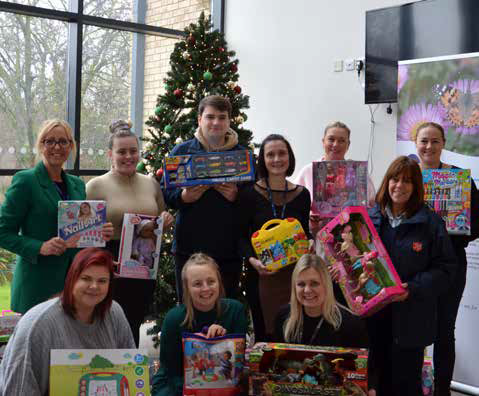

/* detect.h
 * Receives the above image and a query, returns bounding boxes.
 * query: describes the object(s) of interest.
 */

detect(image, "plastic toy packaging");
[312,160,368,217]
[247,342,368,395]
[58,201,106,247]
[422,356,434,395]
[0,310,21,343]
[118,213,164,280]
[316,206,405,316]
[422,168,471,235]
[251,218,309,271]
[163,150,255,188]
[182,332,246,396]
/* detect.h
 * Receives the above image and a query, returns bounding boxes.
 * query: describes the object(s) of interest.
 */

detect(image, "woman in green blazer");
[0,120,87,313]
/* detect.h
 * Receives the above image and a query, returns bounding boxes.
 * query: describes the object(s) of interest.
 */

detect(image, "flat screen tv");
[365,0,479,104]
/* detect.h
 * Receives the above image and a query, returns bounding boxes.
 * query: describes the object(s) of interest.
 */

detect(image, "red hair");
[61,248,114,320]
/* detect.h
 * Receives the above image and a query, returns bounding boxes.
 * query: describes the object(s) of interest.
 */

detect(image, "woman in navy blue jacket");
[367,156,457,396]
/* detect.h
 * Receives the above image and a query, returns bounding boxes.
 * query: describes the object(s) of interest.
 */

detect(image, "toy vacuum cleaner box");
[247,342,368,396]
[163,149,255,188]
[49,349,150,396]
[118,213,163,280]
[58,200,106,247]
[251,218,309,271]
[312,160,368,217]
[422,168,471,235]
[182,332,246,396]
[316,206,405,316]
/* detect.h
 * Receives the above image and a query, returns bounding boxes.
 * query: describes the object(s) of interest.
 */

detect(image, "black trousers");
[174,253,242,303]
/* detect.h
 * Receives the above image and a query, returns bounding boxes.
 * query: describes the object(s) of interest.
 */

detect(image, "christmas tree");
[142,12,254,344]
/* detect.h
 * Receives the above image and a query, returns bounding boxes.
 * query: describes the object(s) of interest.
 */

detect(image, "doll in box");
[131,219,157,268]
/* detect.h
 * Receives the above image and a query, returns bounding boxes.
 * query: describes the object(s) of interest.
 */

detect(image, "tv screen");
[365,0,479,104]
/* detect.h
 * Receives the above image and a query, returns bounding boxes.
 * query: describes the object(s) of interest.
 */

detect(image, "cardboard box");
[0,310,21,343]
[316,206,404,316]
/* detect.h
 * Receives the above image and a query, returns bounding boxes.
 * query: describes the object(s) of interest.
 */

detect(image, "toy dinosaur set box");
[163,150,255,188]
[316,206,404,316]
[247,342,368,395]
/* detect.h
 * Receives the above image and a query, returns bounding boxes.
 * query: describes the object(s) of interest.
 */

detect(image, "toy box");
[422,356,434,395]
[163,150,255,188]
[247,342,368,395]
[312,161,368,217]
[183,333,246,396]
[316,206,405,316]
[251,218,309,271]
[118,213,163,280]
[0,310,21,343]
[58,201,106,247]
[50,349,149,396]
[422,168,471,235]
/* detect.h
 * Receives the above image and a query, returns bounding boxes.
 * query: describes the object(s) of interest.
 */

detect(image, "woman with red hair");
[0,248,135,396]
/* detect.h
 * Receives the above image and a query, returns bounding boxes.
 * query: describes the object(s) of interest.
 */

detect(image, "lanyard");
[300,316,324,344]
[266,179,288,219]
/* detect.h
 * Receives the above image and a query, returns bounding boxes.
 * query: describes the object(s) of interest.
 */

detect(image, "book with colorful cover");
[58,201,106,247]
[422,168,471,235]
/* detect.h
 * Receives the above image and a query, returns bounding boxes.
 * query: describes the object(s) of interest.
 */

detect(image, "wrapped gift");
[248,342,368,395]
[163,150,255,188]
[316,206,405,316]
[422,168,471,235]
[251,218,309,271]
[312,160,368,217]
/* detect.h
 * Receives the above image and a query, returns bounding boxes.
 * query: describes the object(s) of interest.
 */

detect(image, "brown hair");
[198,95,232,118]
[376,156,424,218]
[35,119,77,163]
[108,119,139,149]
[416,122,446,142]
[257,134,296,178]
[324,121,351,140]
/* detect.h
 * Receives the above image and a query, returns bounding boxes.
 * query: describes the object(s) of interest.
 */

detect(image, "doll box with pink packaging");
[118,213,163,280]
[316,206,404,316]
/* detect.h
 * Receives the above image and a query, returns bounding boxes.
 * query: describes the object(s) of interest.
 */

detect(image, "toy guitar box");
[251,218,309,271]
[247,342,368,395]
[50,349,150,396]
[118,213,164,280]
[316,206,405,316]
[312,160,368,217]
[58,201,106,247]
[183,332,246,396]
[422,168,471,235]
[0,310,21,343]
[163,150,255,188]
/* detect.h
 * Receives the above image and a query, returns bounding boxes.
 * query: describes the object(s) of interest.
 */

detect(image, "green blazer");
[0,161,85,313]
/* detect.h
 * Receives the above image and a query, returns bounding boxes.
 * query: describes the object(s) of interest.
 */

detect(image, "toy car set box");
[251,218,309,272]
[316,206,405,316]
[247,342,368,396]
[163,149,255,188]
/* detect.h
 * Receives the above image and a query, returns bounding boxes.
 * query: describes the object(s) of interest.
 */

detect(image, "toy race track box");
[247,342,368,396]
[183,332,246,396]
[163,150,255,188]
[50,349,150,396]
[312,160,368,218]
[58,201,106,247]
[422,168,471,235]
[316,206,405,317]
[251,218,309,272]
[118,213,164,280]
[0,310,21,343]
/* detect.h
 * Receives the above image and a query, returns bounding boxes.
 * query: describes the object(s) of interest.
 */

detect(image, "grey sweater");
[0,297,135,396]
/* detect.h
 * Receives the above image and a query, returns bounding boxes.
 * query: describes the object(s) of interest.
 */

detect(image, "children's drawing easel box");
[182,332,246,396]
[316,206,404,316]
[248,342,368,396]
[312,160,368,217]
[58,201,106,247]
[0,310,21,343]
[50,349,150,396]
[118,213,163,280]
[422,168,471,235]
[251,218,309,271]
[163,150,255,188]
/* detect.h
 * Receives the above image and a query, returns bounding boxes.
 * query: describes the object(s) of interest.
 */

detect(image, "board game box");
[58,201,106,247]
[163,150,255,188]
[312,160,368,217]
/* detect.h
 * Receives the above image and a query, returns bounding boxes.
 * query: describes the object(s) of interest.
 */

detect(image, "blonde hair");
[181,253,225,329]
[283,254,342,342]
[35,119,77,163]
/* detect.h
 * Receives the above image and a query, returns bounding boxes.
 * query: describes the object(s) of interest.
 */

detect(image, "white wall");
[224,0,421,188]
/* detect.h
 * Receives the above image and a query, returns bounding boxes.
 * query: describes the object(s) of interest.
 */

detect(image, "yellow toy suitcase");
[251,217,309,271]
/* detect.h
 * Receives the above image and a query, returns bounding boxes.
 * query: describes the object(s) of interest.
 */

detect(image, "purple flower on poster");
[398,64,409,92]
[397,103,444,141]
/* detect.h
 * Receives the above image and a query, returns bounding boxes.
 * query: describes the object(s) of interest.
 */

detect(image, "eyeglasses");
[42,138,72,148]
